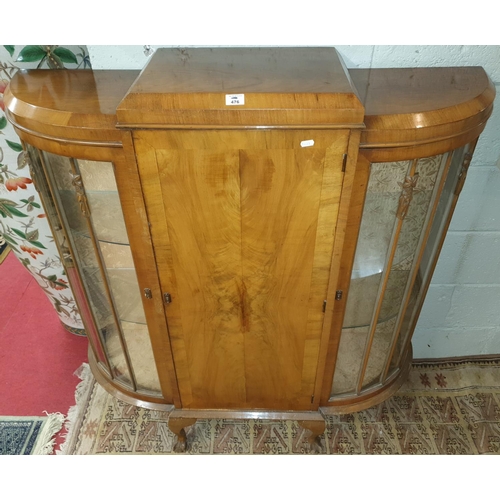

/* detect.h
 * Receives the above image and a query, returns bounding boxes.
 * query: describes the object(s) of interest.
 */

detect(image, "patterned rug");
[59,359,500,455]
[0,413,64,455]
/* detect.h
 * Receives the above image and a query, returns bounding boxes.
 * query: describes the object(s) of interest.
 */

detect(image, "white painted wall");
[88,45,500,359]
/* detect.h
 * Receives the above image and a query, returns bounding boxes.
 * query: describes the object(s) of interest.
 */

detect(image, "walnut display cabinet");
[5,48,495,452]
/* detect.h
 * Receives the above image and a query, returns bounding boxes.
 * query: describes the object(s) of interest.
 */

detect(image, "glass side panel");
[331,160,411,395]
[343,161,412,327]
[40,152,132,387]
[24,146,107,366]
[362,154,447,389]
[25,146,70,264]
[77,159,162,395]
[330,147,469,400]
[389,145,468,371]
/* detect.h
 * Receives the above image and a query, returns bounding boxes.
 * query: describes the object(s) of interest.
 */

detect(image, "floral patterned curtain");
[0,45,91,336]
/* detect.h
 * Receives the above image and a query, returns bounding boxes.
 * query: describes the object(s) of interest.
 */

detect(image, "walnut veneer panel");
[349,67,495,149]
[117,47,364,128]
[5,70,139,145]
[134,129,349,410]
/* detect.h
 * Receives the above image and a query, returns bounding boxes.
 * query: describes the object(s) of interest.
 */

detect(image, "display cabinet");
[5,48,495,451]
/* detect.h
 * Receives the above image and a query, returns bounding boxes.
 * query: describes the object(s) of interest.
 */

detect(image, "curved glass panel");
[330,152,456,397]
[361,154,446,389]
[39,153,162,395]
[389,145,469,373]
[77,159,162,395]
[331,160,410,395]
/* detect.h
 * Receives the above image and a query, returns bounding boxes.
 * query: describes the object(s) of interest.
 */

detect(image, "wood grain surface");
[134,129,349,410]
[116,47,364,128]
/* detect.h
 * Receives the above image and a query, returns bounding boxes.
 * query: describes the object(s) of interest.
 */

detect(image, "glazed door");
[134,129,349,410]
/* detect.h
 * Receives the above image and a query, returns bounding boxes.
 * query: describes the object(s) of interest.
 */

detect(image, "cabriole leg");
[168,417,197,453]
[298,419,326,454]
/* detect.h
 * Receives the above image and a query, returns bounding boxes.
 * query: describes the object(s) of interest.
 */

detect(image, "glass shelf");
[331,316,397,396]
[80,264,147,326]
[343,269,409,329]
[103,320,161,394]
[60,190,130,245]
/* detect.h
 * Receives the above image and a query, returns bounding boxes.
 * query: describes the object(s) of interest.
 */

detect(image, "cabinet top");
[128,47,356,95]
[116,47,365,128]
[350,66,495,150]
[5,69,139,145]
[5,48,495,154]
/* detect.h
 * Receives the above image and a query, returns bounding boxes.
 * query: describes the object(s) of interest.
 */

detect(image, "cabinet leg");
[168,417,197,453]
[298,419,326,454]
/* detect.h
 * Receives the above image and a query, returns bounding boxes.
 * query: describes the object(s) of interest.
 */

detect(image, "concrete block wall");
[335,46,500,358]
[88,45,500,359]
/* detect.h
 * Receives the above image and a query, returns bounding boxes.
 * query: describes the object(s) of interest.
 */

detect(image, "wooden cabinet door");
[134,129,349,410]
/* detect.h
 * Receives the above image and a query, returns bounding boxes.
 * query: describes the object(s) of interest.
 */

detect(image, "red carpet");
[0,251,88,448]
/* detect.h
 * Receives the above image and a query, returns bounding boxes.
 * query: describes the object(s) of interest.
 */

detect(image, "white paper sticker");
[300,139,315,148]
[225,94,245,106]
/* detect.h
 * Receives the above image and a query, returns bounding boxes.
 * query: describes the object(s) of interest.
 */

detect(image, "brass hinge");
[342,153,348,172]
[164,293,172,304]
[322,299,327,312]
[144,288,152,299]
[311,395,314,404]
[335,290,343,301]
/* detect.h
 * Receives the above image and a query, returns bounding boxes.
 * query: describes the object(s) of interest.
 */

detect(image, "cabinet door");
[134,129,349,410]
